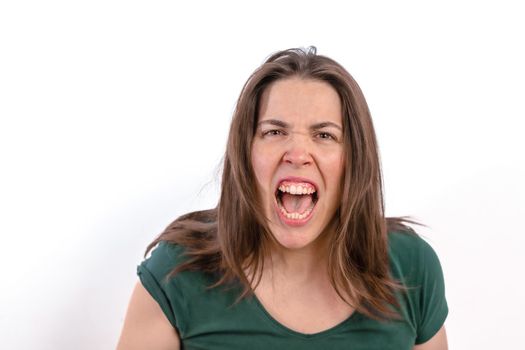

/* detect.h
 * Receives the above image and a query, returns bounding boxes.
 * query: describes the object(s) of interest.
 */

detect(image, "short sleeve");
[136,241,187,333]
[414,238,448,344]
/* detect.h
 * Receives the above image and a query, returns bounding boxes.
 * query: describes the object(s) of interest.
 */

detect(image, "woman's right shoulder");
[136,240,193,331]
[141,241,185,273]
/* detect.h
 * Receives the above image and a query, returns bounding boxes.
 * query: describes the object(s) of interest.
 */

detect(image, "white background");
[1,1,524,349]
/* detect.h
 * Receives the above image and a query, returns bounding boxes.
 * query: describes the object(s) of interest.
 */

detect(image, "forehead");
[258,78,342,125]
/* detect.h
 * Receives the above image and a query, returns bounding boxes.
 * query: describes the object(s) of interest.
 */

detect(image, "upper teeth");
[278,184,316,195]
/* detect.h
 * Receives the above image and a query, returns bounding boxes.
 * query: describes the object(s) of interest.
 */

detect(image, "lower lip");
[274,201,316,227]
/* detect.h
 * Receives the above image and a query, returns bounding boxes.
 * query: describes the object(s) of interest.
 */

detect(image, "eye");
[262,129,286,137]
[315,131,337,141]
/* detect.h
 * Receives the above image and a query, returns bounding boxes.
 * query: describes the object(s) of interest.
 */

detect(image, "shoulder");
[387,230,432,254]
[140,241,186,277]
[387,231,443,282]
[137,241,193,333]
[387,231,449,344]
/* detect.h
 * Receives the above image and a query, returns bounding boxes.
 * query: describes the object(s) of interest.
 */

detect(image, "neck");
[264,233,330,284]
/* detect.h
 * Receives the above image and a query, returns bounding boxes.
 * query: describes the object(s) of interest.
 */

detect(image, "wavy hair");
[146,47,415,320]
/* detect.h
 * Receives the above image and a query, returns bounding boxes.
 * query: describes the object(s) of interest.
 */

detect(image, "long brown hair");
[146,47,416,320]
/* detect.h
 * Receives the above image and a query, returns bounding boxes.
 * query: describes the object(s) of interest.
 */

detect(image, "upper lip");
[275,176,319,192]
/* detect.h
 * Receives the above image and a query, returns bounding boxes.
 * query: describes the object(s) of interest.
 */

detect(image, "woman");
[117,47,448,349]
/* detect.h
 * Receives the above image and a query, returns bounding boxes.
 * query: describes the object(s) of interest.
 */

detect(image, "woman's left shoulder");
[387,231,445,282]
[387,231,449,344]
[388,230,441,260]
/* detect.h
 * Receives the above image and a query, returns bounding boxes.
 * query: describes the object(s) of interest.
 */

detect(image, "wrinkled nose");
[282,134,313,167]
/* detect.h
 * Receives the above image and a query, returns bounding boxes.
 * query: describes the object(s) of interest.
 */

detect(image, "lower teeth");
[278,203,314,220]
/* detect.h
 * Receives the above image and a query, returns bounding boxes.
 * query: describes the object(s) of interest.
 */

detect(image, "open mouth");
[275,180,319,221]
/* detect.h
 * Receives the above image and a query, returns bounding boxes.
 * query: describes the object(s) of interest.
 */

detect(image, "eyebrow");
[257,119,343,131]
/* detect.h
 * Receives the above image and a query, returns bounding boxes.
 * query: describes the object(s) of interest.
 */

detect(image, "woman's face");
[251,77,345,251]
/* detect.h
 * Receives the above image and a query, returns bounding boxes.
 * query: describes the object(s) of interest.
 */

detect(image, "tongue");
[281,193,313,214]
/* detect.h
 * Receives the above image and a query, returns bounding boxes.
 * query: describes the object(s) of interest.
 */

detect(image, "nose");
[282,133,313,167]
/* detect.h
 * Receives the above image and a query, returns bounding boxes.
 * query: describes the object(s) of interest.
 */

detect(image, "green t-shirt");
[137,231,448,349]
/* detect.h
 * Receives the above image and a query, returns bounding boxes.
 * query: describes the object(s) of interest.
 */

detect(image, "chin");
[268,225,324,251]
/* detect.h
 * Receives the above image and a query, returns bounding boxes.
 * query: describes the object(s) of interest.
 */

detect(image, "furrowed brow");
[257,119,289,128]
[310,122,343,131]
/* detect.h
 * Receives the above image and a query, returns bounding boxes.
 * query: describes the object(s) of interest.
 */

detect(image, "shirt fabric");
[137,231,448,349]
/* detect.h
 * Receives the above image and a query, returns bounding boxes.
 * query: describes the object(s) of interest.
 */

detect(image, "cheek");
[251,146,273,194]
[321,151,345,191]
